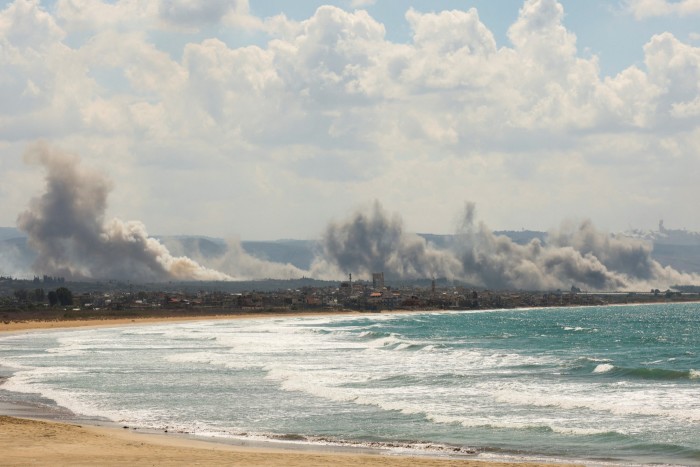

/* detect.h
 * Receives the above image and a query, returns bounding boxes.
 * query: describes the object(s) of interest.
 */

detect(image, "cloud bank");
[1,0,699,239]
[624,0,700,19]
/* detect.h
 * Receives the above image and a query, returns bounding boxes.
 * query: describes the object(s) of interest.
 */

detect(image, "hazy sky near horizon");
[1,0,699,240]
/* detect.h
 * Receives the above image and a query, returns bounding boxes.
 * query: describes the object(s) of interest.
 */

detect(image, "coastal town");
[2,273,698,323]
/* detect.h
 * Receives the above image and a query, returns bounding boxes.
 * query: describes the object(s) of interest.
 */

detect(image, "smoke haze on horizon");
[9,143,700,291]
[313,201,700,291]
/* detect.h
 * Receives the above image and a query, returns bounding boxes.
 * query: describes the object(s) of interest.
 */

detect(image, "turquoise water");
[1,303,699,465]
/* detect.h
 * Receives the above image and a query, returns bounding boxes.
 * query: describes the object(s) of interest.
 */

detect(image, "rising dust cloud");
[15,144,700,291]
[312,202,700,291]
[16,143,231,282]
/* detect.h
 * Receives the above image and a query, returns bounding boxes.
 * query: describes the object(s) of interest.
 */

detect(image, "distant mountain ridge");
[0,227,24,241]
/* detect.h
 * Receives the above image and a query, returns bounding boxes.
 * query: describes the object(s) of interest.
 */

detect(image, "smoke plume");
[311,201,463,280]
[312,201,700,291]
[15,142,699,290]
[455,204,700,290]
[164,236,309,280]
[16,143,232,282]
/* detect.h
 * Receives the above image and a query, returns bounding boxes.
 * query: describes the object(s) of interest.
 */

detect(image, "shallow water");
[1,303,699,465]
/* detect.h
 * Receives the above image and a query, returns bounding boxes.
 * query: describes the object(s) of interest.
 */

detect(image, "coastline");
[0,309,363,334]
[0,308,653,466]
[0,415,579,467]
[4,297,698,334]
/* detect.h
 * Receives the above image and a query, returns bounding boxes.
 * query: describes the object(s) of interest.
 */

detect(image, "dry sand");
[0,314,580,466]
[0,416,576,467]
[0,310,358,334]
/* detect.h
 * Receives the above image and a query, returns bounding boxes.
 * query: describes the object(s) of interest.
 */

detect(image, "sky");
[1,0,699,241]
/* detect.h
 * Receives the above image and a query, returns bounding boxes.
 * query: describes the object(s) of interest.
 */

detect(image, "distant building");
[372,272,384,290]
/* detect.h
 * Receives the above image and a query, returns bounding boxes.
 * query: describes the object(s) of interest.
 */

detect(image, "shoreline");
[0,309,365,334]
[0,398,581,467]
[0,415,579,467]
[3,298,699,334]
[1,306,676,466]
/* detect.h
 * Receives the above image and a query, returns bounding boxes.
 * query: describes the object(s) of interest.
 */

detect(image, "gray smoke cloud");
[14,142,698,290]
[456,206,625,290]
[310,201,463,280]
[16,143,232,282]
[162,236,308,280]
[209,239,308,280]
[312,201,700,291]
[456,205,700,290]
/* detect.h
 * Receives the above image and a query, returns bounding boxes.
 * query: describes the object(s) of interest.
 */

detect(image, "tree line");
[13,287,73,306]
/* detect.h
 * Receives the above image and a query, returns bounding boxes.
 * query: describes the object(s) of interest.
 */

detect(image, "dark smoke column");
[311,201,462,280]
[16,142,231,282]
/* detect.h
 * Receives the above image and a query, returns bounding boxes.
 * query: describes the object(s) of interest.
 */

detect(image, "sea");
[1,302,699,466]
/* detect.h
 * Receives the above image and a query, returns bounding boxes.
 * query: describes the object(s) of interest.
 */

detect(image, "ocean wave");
[356,330,393,340]
[593,365,699,381]
[491,383,700,422]
[423,412,625,438]
[199,429,478,456]
[165,351,255,370]
[593,364,615,374]
[360,334,445,353]
[578,356,612,363]
[0,366,132,421]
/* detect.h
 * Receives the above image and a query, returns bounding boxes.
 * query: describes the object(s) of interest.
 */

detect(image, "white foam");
[593,364,615,374]
[490,381,700,422]
[165,351,254,370]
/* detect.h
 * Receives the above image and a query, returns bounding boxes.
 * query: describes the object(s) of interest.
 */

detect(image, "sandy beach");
[0,314,581,466]
[0,310,358,333]
[0,415,580,467]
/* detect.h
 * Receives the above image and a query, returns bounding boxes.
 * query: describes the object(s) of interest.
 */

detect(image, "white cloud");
[55,0,259,33]
[0,0,65,49]
[160,0,262,31]
[1,0,700,238]
[624,0,700,19]
[55,0,158,31]
[644,33,700,94]
[350,0,376,8]
[159,0,234,27]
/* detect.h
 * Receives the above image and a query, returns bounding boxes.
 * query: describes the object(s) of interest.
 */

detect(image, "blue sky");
[1,0,699,240]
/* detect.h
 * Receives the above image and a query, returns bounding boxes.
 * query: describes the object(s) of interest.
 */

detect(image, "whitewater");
[1,303,699,465]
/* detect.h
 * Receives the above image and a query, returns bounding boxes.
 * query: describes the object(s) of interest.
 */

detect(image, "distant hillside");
[158,236,228,260]
[648,244,700,274]
[0,236,35,277]
[493,230,547,244]
[419,231,546,249]
[0,227,24,241]
[158,237,317,270]
[241,240,317,270]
